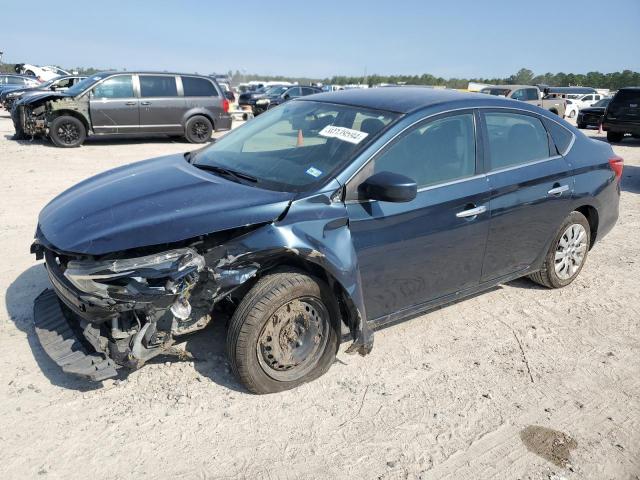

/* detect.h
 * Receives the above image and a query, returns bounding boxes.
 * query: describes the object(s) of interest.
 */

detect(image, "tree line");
[229,68,640,90]
[2,63,638,90]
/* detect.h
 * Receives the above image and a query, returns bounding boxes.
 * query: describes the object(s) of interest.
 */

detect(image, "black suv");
[603,87,640,142]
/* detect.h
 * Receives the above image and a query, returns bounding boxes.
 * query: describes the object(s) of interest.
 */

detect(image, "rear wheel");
[49,115,86,147]
[226,269,339,394]
[184,115,212,143]
[529,211,590,289]
[568,110,576,118]
[607,131,624,143]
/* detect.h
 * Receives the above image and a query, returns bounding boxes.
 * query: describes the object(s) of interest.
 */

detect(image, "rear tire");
[607,131,624,143]
[226,269,339,394]
[49,115,86,147]
[529,211,590,289]
[569,110,576,118]
[577,123,586,129]
[184,115,212,143]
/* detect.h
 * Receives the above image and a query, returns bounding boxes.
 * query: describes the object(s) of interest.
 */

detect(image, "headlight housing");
[63,248,205,298]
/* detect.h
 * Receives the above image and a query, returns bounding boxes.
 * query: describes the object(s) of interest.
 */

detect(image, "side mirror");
[50,85,57,90]
[283,93,290,100]
[359,171,417,203]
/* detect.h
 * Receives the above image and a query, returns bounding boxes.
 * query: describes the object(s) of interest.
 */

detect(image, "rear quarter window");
[182,77,218,97]
[543,119,574,155]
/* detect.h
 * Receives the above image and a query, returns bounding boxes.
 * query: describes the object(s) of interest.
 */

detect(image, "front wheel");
[529,211,590,289]
[49,115,86,147]
[226,269,339,394]
[568,110,576,118]
[184,115,212,143]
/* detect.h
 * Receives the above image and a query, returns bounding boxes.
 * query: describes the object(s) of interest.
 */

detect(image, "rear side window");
[8,76,25,85]
[484,112,550,170]
[544,119,573,155]
[92,75,134,98]
[182,77,218,97]
[139,75,178,97]
[611,89,640,105]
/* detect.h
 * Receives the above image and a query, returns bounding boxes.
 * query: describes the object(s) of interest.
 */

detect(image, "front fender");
[206,192,374,355]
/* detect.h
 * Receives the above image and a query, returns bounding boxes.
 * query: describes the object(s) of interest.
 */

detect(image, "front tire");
[184,115,212,143]
[569,110,576,118]
[529,211,590,289]
[226,269,339,394]
[49,115,86,147]
[607,131,624,143]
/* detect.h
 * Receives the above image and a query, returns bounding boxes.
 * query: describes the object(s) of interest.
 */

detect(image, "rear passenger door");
[89,74,139,133]
[138,75,184,133]
[480,110,574,282]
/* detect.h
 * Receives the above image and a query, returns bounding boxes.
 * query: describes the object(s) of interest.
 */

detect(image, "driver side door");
[346,111,490,322]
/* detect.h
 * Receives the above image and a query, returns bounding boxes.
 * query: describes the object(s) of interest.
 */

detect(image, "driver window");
[347,113,476,200]
[511,89,525,101]
[91,75,134,99]
[285,87,302,98]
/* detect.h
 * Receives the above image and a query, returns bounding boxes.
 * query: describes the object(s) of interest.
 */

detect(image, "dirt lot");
[0,112,638,480]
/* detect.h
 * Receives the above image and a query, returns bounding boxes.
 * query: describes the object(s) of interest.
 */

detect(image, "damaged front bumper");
[32,243,236,379]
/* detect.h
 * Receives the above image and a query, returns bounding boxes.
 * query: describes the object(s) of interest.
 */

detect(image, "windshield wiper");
[194,164,258,184]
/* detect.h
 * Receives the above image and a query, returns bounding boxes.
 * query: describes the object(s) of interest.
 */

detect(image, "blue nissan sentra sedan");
[31,88,622,393]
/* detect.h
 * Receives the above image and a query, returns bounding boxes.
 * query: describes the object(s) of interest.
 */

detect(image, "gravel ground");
[0,112,638,480]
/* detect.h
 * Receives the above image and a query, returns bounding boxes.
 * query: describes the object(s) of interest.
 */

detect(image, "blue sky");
[1,0,638,78]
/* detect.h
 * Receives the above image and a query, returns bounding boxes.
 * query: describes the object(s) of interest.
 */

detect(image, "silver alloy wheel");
[554,223,588,280]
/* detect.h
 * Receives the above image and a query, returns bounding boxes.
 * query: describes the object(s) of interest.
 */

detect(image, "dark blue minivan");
[31,88,622,393]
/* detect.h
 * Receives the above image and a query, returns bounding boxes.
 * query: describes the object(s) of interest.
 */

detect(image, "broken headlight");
[63,248,205,299]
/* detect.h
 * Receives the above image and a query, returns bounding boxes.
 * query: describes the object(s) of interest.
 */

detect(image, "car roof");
[95,71,216,78]
[483,85,537,90]
[304,87,504,114]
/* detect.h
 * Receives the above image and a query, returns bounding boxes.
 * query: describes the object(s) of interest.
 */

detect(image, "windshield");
[593,98,610,108]
[65,73,111,97]
[193,100,398,192]
[481,88,511,97]
[265,86,288,96]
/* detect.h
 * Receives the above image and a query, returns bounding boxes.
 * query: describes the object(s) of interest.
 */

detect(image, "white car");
[566,93,605,110]
[15,64,71,82]
[564,99,580,118]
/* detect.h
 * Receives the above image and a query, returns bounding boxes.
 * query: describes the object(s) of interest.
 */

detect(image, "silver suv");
[13,71,232,147]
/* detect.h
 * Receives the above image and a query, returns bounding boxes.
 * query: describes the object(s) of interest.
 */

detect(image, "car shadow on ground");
[621,164,640,194]
[1,133,216,148]
[5,264,245,392]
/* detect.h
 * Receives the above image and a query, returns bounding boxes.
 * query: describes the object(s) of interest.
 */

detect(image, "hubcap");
[554,223,587,280]
[191,121,209,140]
[57,122,79,144]
[256,298,329,382]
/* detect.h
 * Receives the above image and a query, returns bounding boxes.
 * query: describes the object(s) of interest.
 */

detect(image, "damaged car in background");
[13,71,231,146]
[32,88,621,393]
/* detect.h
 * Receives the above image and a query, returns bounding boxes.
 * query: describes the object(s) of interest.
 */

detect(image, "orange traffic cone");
[297,129,304,147]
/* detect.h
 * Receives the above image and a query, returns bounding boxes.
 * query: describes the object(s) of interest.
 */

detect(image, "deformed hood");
[36,154,293,255]
[19,91,69,105]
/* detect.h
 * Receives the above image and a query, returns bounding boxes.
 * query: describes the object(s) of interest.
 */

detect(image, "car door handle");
[125,101,136,106]
[548,185,569,196]
[140,101,151,106]
[456,205,487,218]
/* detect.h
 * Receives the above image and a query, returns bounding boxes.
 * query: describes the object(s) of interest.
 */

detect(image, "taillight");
[609,156,624,180]
[222,98,229,113]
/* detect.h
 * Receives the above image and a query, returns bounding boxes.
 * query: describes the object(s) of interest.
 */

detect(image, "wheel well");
[229,254,356,336]
[549,107,559,115]
[186,113,215,131]
[575,205,599,248]
[50,110,89,132]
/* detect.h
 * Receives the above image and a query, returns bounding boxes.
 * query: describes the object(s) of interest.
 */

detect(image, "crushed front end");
[32,241,223,381]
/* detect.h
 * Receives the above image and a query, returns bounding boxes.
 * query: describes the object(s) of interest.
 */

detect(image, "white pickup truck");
[480,85,566,117]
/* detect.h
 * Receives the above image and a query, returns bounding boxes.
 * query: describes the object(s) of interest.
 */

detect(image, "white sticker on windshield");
[319,125,369,144]
[306,167,322,178]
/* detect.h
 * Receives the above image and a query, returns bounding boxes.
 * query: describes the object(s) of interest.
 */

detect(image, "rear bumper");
[602,120,640,135]
[34,289,118,381]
